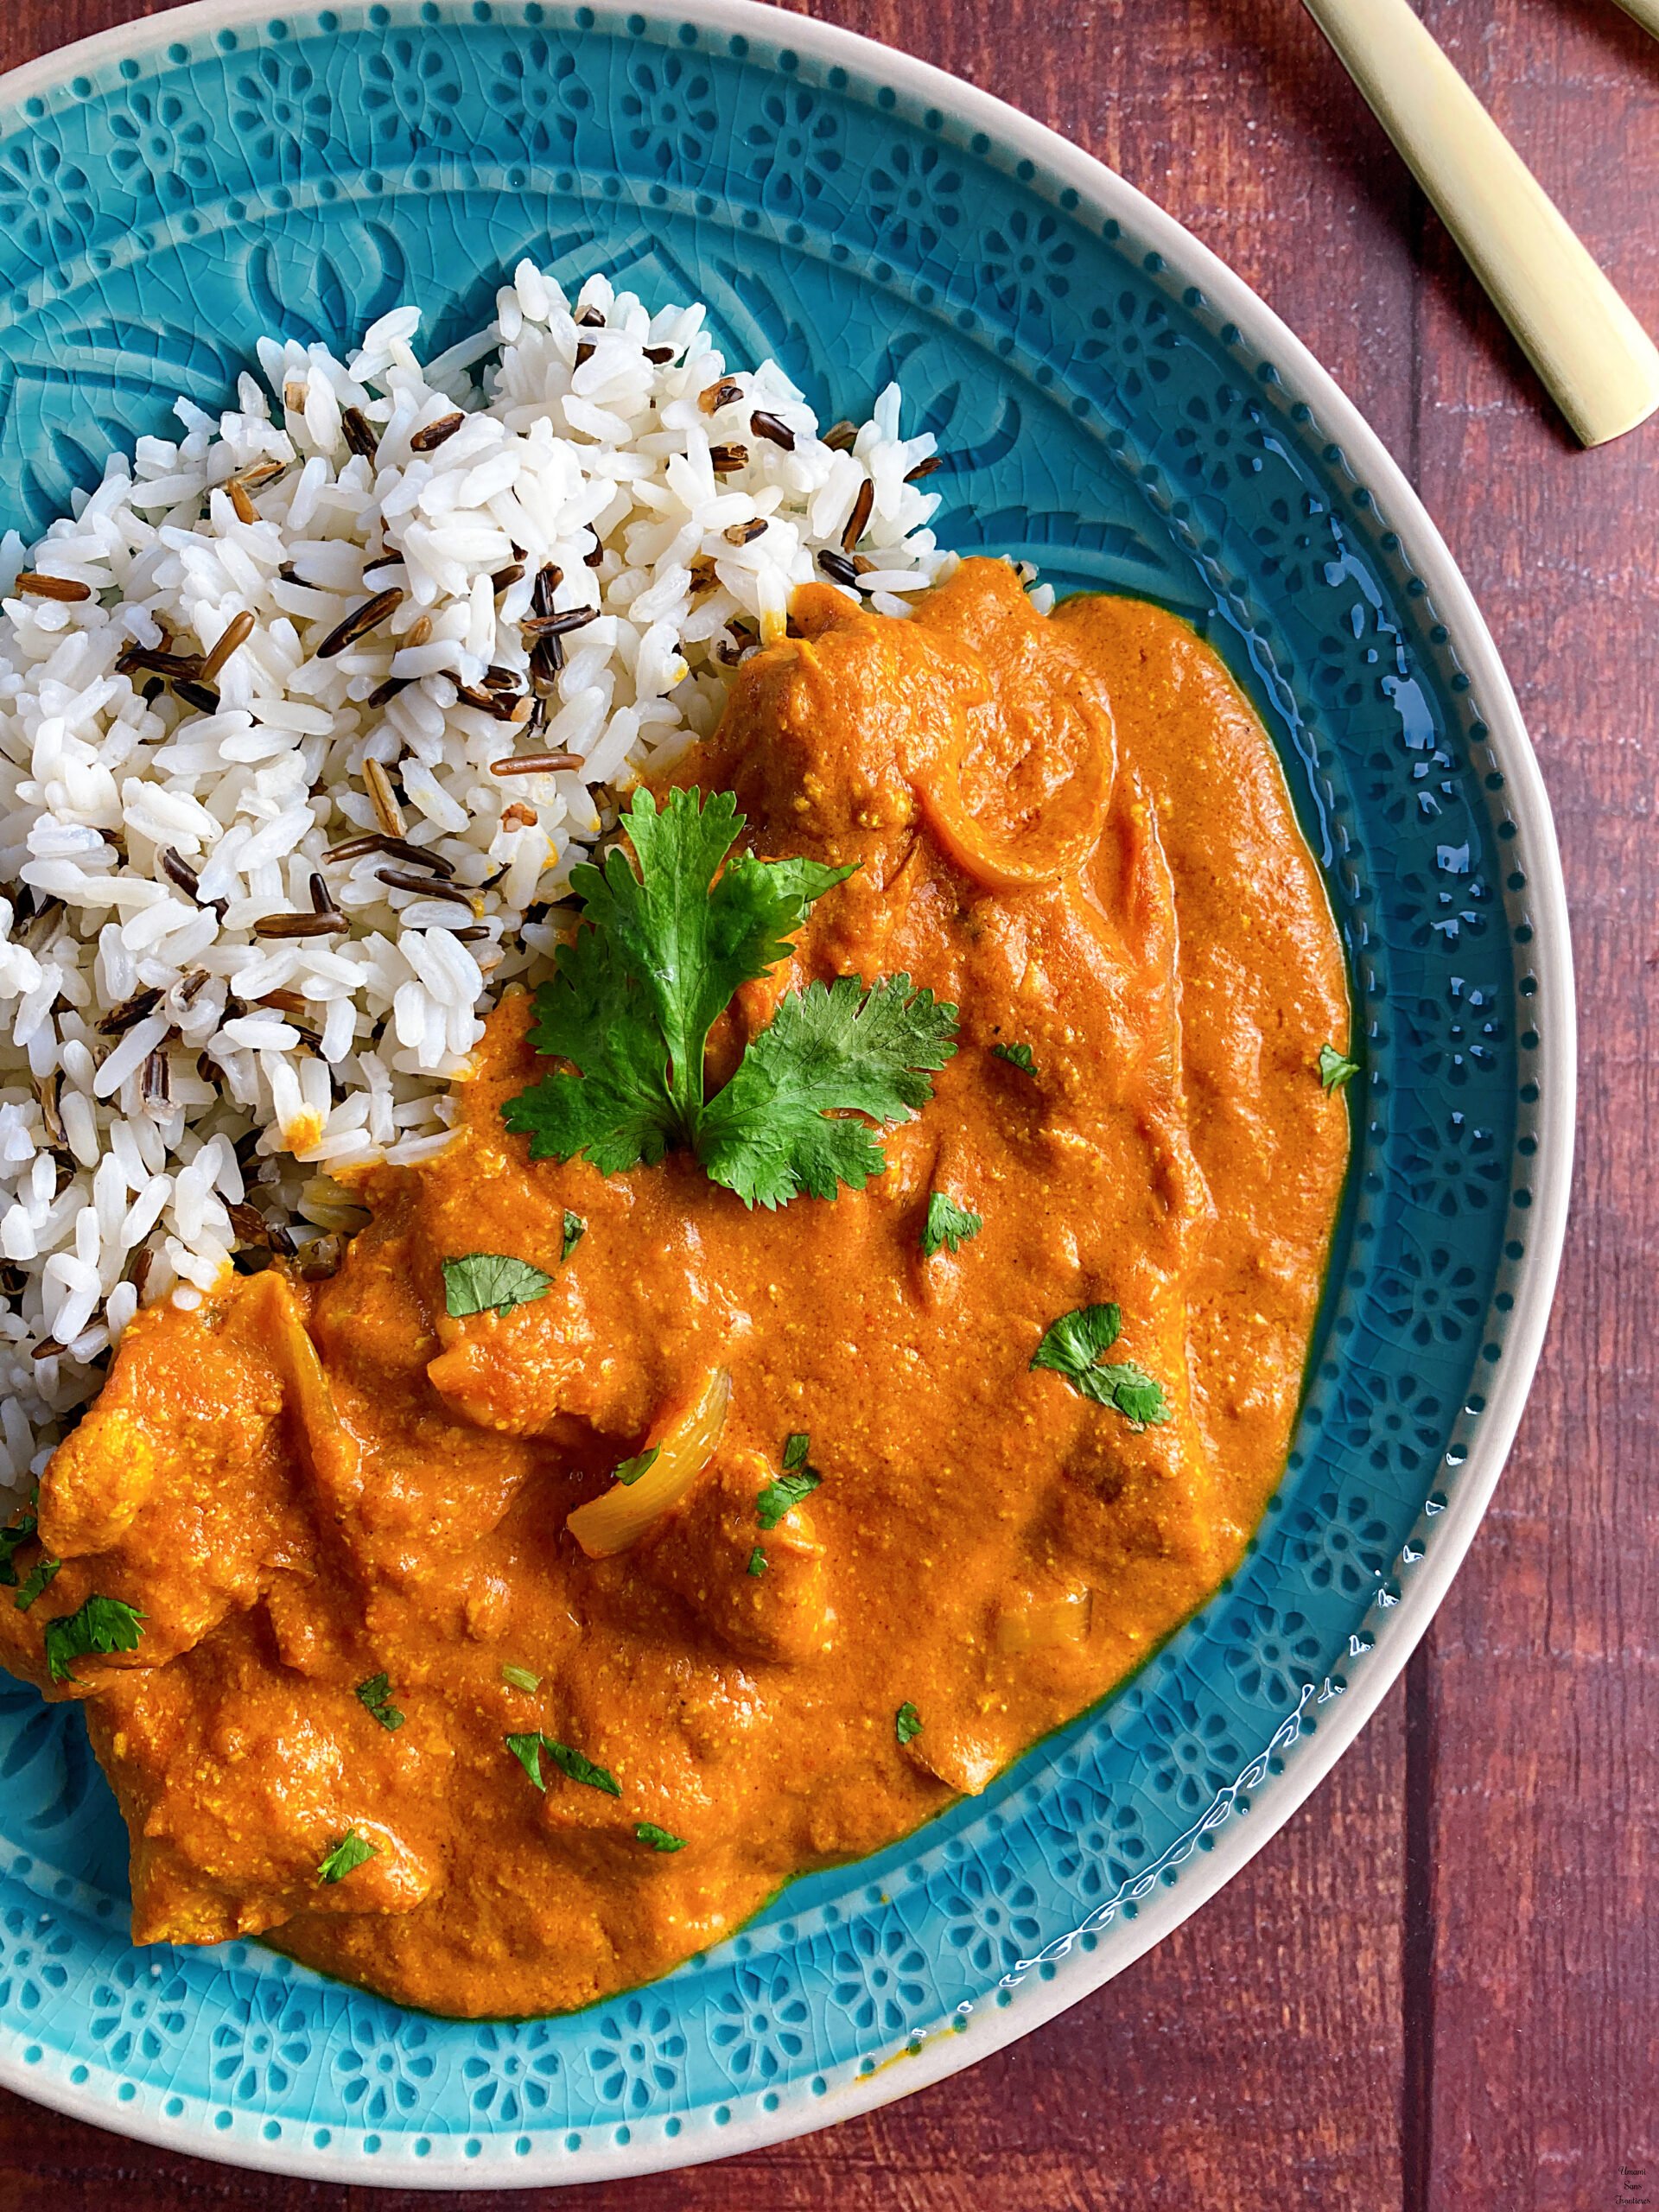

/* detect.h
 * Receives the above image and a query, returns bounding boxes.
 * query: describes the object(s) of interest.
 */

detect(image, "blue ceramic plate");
[0,0,1572,2185]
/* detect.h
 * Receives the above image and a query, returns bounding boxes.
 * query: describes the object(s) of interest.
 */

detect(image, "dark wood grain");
[0,0,1649,2204]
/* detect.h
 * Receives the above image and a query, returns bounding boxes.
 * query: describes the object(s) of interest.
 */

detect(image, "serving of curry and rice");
[0,262,1351,2017]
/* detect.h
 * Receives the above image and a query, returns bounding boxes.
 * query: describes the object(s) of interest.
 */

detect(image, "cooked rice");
[0,259,963,1491]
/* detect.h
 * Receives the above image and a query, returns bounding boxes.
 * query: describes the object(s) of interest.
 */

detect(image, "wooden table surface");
[0,0,1652,2205]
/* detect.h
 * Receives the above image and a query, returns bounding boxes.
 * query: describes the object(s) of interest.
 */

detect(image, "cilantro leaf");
[895,1701,923,1745]
[635,1821,687,1853]
[505,1731,548,1789]
[613,1446,660,1487]
[1032,1304,1172,1432]
[442,1253,554,1319]
[993,1041,1037,1076]
[505,787,852,1173]
[747,1547,768,1578]
[922,1191,982,1258]
[1086,1363,1172,1431]
[1319,1042,1360,1092]
[355,1672,404,1731]
[14,1555,60,1611]
[757,1433,821,1531]
[0,1509,38,1588]
[757,1471,820,1532]
[562,1211,586,1262]
[696,974,959,1208]
[43,1592,145,1684]
[505,1732,620,1797]
[317,1830,378,1885]
[503,787,957,1207]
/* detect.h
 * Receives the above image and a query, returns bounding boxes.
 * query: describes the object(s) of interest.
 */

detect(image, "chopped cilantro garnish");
[505,1732,620,1797]
[0,1509,38,1588]
[895,1701,923,1745]
[1318,1042,1360,1092]
[501,787,958,1207]
[1031,1304,1172,1432]
[922,1191,982,1258]
[992,1041,1037,1076]
[442,1253,554,1319]
[757,1433,821,1531]
[613,1446,661,1487]
[562,1211,586,1262]
[501,1662,542,1693]
[14,1555,60,1611]
[42,1593,145,1684]
[635,1821,687,1853]
[355,1671,404,1731]
[747,1547,768,1578]
[317,1830,378,1885]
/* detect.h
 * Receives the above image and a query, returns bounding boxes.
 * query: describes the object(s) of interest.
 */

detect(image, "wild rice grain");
[822,420,859,451]
[341,406,379,460]
[173,680,222,715]
[159,848,203,900]
[842,478,874,552]
[751,411,796,451]
[376,869,474,908]
[409,411,465,453]
[490,751,582,776]
[315,588,403,659]
[253,912,348,939]
[362,757,407,839]
[709,444,748,476]
[14,573,92,602]
[905,455,944,482]
[200,609,256,682]
[228,480,259,525]
[378,838,455,878]
[520,607,599,639]
[817,549,861,588]
[699,378,744,414]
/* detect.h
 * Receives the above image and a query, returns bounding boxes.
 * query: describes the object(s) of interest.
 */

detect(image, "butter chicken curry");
[0,558,1350,2017]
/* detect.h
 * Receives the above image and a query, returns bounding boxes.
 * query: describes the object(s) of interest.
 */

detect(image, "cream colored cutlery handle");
[1300,0,1659,446]
[1609,0,1659,38]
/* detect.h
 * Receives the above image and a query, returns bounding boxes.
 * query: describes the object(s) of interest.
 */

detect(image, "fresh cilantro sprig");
[1031,1304,1172,1433]
[505,1732,621,1797]
[922,1192,982,1258]
[443,1254,553,1319]
[0,1508,38,1588]
[43,1592,145,1684]
[635,1822,687,1853]
[503,788,958,1207]
[356,1672,405,1732]
[14,1555,60,1611]
[756,1432,821,1531]
[992,1041,1037,1077]
[613,1446,661,1487]
[318,1830,378,1885]
[1318,1042,1360,1093]
[561,1211,586,1261]
[895,1701,923,1745]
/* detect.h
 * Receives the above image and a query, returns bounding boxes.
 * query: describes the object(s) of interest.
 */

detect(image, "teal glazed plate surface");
[0,0,1573,2185]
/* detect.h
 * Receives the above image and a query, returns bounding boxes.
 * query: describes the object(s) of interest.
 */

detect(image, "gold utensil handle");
[1300,0,1659,447]
[1608,0,1659,37]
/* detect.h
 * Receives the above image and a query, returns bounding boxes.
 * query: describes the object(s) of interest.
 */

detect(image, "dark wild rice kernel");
[340,406,379,460]
[490,751,582,776]
[252,912,347,939]
[378,837,455,877]
[709,444,748,476]
[15,574,91,601]
[821,420,858,451]
[575,305,607,328]
[817,549,861,588]
[365,675,410,709]
[904,454,944,481]
[315,587,403,660]
[409,410,465,453]
[750,410,796,451]
[375,868,474,906]
[97,987,162,1037]
[842,478,874,552]
[173,680,222,715]
[200,609,255,682]
[723,519,769,546]
[490,562,526,593]
[698,377,744,414]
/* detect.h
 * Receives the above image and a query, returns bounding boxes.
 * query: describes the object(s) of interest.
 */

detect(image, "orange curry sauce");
[0,560,1349,2017]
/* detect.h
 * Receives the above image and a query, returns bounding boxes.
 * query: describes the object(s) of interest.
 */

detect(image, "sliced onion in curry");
[566,1367,732,1558]
[994,1586,1093,1656]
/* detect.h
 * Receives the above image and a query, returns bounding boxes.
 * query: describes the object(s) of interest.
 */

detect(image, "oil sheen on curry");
[0,560,1350,2018]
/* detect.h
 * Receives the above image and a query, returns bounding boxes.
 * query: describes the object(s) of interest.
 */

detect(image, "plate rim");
[0,0,1576,2184]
